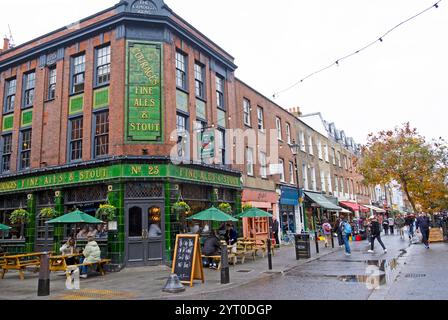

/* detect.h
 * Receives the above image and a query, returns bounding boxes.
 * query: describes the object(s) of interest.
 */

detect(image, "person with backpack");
[322,219,332,248]
[341,217,352,256]
[367,216,387,254]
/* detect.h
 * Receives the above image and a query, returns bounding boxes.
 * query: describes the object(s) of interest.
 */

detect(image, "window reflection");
[148,206,162,238]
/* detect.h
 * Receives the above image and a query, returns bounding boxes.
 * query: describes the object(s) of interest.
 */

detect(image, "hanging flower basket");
[172,201,190,214]
[95,204,117,221]
[10,209,31,224]
[218,202,232,215]
[39,207,57,219]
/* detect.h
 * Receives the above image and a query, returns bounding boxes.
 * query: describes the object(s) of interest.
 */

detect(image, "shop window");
[148,206,162,238]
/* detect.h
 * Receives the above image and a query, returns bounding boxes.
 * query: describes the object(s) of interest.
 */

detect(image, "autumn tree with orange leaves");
[357,123,448,213]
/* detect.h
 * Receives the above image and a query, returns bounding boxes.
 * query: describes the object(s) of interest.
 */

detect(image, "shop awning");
[339,201,370,213]
[363,205,386,213]
[304,192,343,211]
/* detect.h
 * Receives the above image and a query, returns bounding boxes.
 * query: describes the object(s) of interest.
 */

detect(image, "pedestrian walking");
[341,217,352,256]
[395,214,406,240]
[322,219,332,248]
[382,218,389,235]
[367,216,387,254]
[405,214,416,240]
[388,216,395,235]
[416,212,431,249]
[333,215,344,248]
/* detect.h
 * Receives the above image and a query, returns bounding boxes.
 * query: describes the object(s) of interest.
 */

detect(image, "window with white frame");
[286,123,291,144]
[259,151,267,178]
[308,136,313,155]
[300,131,305,151]
[334,175,339,196]
[194,63,205,99]
[246,147,254,176]
[289,161,295,184]
[317,141,322,159]
[337,151,341,167]
[276,117,282,140]
[332,148,336,165]
[302,164,308,189]
[320,170,326,192]
[96,45,111,86]
[327,173,332,193]
[340,177,345,195]
[175,51,187,90]
[216,75,225,109]
[311,166,316,190]
[325,145,329,162]
[279,158,285,182]
[243,98,251,126]
[257,106,264,131]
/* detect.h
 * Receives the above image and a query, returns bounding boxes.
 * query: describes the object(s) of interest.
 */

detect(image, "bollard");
[331,232,335,249]
[37,252,50,296]
[220,244,229,284]
[267,238,273,270]
[314,231,319,254]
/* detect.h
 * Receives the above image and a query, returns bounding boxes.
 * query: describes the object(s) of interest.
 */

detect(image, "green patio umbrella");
[186,207,238,222]
[46,209,103,225]
[0,223,11,231]
[238,207,273,219]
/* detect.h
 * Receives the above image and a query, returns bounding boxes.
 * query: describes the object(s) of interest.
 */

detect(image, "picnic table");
[49,253,83,272]
[1,252,50,280]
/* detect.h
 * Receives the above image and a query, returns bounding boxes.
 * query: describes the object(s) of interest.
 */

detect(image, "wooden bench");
[68,259,111,277]
[201,254,237,270]
[1,252,46,280]
[235,241,256,264]
[49,254,83,272]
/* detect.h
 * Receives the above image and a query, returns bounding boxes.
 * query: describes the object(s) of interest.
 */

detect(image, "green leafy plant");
[172,201,191,213]
[218,202,232,215]
[39,207,57,219]
[95,204,117,221]
[10,209,31,224]
[242,204,253,212]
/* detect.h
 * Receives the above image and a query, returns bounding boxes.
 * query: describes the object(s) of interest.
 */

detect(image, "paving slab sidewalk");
[0,240,339,300]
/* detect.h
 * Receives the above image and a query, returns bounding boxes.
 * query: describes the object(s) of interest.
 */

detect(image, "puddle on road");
[336,259,399,288]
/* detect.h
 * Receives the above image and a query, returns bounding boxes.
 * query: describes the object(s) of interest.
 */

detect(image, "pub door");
[126,202,164,266]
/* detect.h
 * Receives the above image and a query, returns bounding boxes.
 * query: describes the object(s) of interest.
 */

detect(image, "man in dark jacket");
[416,212,431,249]
[271,216,280,248]
[405,214,416,240]
[333,215,344,247]
[367,216,387,253]
[203,230,222,269]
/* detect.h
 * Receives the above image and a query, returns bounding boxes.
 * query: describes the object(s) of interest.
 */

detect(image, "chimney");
[3,38,10,51]
[288,106,302,117]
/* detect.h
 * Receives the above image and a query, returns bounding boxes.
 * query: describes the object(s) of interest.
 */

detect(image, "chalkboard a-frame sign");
[172,234,205,287]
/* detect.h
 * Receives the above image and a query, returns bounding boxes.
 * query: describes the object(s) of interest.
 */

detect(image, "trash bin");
[294,233,311,260]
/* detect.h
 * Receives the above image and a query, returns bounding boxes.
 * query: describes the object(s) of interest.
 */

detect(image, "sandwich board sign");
[172,234,204,287]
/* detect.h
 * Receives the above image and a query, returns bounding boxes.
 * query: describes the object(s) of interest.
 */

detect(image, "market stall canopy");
[339,201,370,213]
[46,209,104,224]
[363,205,386,213]
[339,208,351,214]
[186,207,238,222]
[0,223,11,231]
[304,192,343,211]
[238,207,273,218]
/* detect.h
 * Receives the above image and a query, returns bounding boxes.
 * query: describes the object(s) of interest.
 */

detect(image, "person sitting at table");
[203,230,221,269]
[224,224,238,245]
[79,233,101,278]
[77,226,89,239]
[60,237,78,265]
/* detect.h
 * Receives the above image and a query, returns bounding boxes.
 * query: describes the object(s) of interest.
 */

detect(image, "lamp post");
[290,141,304,233]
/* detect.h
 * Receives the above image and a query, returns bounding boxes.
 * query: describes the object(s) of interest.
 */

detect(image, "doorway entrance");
[126,202,164,266]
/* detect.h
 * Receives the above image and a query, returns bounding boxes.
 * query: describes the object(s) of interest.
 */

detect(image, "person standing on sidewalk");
[367,216,387,254]
[271,216,280,248]
[395,214,406,240]
[416,212,431,249]
[341,217,352,256]
[388,216,395,235]
[322,219,332,248]
[382,218,389,236]
[405,214,415,240]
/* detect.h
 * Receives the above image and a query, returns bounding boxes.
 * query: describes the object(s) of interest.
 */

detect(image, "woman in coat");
[80,233,101,278]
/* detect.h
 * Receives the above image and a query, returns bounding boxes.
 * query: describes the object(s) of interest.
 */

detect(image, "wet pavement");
[1,233,446,300]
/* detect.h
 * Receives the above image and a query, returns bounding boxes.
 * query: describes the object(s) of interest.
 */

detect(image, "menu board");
[172,234,204,287]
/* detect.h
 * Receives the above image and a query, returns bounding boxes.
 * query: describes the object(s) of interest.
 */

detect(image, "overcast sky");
[1,0,446,144]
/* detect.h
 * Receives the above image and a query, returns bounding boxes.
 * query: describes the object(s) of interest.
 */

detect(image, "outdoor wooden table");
[49,253,83,272]
[1,252,48,280]
[235,240,256,264]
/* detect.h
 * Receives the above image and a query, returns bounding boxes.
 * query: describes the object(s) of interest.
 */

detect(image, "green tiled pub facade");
[0,159,241,269]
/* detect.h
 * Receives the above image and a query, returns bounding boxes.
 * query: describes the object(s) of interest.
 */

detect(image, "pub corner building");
[0,0,247,269]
